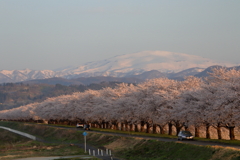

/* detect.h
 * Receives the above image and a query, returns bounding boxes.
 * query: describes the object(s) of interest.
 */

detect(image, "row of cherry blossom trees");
[0,68,239,140]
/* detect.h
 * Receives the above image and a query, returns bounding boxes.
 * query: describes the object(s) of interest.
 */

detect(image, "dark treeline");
[0,81,123,110]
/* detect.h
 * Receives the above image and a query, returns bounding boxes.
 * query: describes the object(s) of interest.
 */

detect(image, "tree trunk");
[121,123,124,131]
[159,125,165,134]
[206,124,211,139]
[117,123,121,130]
[217,125,222,140]
[125,122,129,131]
[106,122,109,129]
[168,123,173,135]
[152,124,157,134]
[134,124,139,132]
[175,122,183,136]
[228,127,235,140]
[130,124,134,132]
[146,123,150,133]
[141,121,145,132]
[113,123,117,130]
[195,126,200,137]
[97,123,100,128]
[101,122,104,129]
[176,126,181,136]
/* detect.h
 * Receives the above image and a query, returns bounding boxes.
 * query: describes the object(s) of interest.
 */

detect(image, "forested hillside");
[0,81,122,110]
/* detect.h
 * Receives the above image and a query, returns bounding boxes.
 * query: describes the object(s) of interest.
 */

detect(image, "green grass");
[1,121,240,160]
[117,139,215,160]
[56,125,240,147]
[0,128,30,144]
[82,126,240,147]
[0,121,85,143]
[35,122,178,139]
[0,128,87,160]
[44,123,76,128]
[193,137,240,146]
[87,133,122,147]
[90,127,177,139]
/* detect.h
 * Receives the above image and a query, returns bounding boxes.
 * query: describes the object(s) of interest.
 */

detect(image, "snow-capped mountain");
[0,51,236,83]
[0,69,60,83]
[60,51,234,78]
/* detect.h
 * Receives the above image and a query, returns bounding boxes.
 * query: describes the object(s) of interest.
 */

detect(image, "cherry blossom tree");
[0,68,239,141]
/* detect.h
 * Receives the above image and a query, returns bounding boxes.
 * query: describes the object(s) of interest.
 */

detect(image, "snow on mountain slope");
[0,50,236,83]
[61,51,234,77]
[0,69,60,82]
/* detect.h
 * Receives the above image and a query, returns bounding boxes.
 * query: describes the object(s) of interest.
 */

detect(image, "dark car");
[83,124,90,130]
[177,131,194,140]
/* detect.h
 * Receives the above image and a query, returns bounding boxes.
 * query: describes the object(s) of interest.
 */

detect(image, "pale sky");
[0,0,239,70]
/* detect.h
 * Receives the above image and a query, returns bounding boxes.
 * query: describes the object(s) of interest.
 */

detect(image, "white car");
[177,131,194,140]
[76,123,84,128]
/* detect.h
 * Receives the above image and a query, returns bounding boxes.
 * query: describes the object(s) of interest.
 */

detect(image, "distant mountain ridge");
[0,51,237,84]
[0,69,64,83]
[58,50,234,78]
[194,65,240,78]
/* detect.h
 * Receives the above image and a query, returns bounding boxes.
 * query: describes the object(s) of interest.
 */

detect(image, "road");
[2,124,240,160]
[52,125,240,150]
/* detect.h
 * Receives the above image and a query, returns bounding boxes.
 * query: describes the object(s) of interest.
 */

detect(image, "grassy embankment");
[1,121,240,160]
[44,122,240,147]
[0,122,99,160]
[90,127,240,146]
[0,129,101,160]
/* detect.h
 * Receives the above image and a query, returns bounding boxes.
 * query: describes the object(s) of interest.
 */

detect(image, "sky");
[0,0,240,71]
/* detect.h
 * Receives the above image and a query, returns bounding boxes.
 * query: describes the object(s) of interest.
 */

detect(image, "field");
[1,121,240,160]
[0,128,100,160]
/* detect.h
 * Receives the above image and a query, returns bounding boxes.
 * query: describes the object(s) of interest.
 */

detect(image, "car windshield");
[181,131,192,136]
